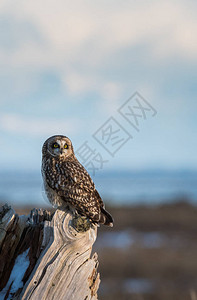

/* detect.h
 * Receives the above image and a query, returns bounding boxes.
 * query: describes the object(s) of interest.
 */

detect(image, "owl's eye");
[52,142,59,148]
[64,144,68,149]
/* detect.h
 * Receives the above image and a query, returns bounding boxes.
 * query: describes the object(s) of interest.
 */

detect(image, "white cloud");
[0,0,197,98]
[2,0,196,58]
[62,72,96,96]
[0,113,79,136]
[63,72,122,102]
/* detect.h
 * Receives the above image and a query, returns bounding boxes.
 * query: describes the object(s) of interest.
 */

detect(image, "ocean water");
[0,170,196,207]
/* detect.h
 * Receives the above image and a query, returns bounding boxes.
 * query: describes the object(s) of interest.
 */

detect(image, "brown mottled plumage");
[41,135,113,227]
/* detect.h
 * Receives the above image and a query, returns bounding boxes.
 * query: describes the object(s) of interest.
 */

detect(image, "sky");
[0,0,196,173]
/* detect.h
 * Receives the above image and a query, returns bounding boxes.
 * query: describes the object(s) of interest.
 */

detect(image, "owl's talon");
[72,215,92,232]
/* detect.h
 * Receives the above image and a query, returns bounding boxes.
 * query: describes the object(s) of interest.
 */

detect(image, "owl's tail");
[100,207,114,227]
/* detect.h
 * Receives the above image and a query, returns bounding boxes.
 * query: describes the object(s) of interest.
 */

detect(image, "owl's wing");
[45,159,113,226]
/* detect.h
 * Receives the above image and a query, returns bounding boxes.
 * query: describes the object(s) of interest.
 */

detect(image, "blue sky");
[0,0,196,172]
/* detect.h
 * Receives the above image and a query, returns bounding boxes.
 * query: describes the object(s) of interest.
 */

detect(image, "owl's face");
[44,135,74,158]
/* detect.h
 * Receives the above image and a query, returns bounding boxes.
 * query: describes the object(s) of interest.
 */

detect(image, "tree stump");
[0,204,100,300]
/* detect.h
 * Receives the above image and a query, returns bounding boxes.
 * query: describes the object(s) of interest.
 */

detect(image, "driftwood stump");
[0,204,100,300]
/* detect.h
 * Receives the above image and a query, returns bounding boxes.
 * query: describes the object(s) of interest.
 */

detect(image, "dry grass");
[94,201,197,300]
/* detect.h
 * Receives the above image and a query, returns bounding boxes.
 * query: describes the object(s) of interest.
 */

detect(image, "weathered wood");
[0,204,100,300]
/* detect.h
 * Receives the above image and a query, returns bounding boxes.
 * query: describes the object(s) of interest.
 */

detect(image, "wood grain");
[0,204,99,300]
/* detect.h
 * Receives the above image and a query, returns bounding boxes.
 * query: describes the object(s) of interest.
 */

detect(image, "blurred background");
[0,0,197,299]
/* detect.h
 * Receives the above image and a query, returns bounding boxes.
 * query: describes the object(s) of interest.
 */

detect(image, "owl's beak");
[59,149,63,154]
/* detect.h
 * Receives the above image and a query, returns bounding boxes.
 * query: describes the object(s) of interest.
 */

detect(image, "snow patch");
[0,248,30,299]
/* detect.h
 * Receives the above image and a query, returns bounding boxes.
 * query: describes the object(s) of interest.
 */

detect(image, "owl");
[41,135,113,227]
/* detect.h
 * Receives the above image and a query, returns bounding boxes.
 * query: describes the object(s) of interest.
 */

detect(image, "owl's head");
[42,135,74,159]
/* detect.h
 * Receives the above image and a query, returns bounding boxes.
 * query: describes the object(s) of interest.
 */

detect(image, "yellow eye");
[64,144,68,149]
[53,143,59,148]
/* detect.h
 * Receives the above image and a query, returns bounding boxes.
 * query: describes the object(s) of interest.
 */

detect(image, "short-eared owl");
[41,135,113,227]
